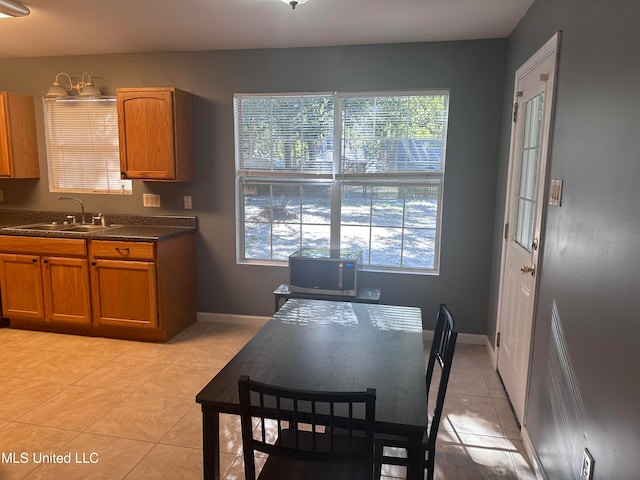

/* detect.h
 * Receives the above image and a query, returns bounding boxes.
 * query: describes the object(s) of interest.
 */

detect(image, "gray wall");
[0,40,506,332]
[487,0,640,478]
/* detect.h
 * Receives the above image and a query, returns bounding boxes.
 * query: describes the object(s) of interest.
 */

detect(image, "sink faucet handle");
[93,213,107,226]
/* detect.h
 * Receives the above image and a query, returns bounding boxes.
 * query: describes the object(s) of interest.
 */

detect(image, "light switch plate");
[184,195,193,209]
[143,193,161,208]
[549,179,563,206]
[581,447,594,480]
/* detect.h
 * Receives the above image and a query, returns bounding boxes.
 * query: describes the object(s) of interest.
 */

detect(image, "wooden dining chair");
[374,303,458,480]
[238,375,376,480]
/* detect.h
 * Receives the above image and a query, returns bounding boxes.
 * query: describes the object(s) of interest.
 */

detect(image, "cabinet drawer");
[0,236,86,256]
[91,240,155,260]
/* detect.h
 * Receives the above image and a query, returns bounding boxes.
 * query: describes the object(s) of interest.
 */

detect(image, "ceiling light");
[280,0,308,10]
[45,72,102,98]
[0,0,30,18]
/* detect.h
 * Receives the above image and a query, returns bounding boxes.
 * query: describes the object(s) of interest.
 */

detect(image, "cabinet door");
[0,93,11,176]
[118,89,176,180]
[91,259,158,329]
[42,256,91,324]
[0,92,39,178]
[0,253,44,320]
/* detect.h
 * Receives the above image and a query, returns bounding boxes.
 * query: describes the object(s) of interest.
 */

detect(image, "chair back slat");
[239,376,376,480]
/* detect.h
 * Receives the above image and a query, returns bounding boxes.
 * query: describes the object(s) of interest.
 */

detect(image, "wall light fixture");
[0,0,30,18]
[45,72,102,98]
[280,0,309,10]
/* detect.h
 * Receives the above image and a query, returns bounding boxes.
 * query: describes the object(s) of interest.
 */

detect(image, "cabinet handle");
[115,247,130,254]
[91,262,97,266]
[43,259,48,264]
[32,258,38,263]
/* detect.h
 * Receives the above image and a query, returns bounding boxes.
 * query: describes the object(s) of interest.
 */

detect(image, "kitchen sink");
[62,224,115,233]
[3,223,121,234]
[4,223,71,231]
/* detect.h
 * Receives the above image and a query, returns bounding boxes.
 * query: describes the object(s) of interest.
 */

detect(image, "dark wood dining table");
[195,298,428,480]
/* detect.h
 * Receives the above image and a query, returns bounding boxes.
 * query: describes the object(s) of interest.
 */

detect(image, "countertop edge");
[0,225,197,241]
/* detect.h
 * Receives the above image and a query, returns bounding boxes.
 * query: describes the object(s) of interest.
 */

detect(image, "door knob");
[521,264,536,276]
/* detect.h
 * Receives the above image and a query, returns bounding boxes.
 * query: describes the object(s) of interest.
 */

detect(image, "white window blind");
[43,98,132,194]
[235,94,335,176]
[339,94,448,176]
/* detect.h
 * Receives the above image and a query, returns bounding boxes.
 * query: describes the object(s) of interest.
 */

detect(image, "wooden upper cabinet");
[0,91,40,178]
[117,87,193,181]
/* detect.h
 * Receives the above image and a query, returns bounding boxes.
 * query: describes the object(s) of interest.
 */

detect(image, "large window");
[235,91,449,273]
[43,97,131,194]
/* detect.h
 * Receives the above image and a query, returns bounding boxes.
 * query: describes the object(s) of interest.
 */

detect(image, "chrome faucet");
[92,213,107,226]
[58,196,86,224]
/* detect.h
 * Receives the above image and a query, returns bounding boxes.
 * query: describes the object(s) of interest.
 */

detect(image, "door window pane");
[514,92,544,251]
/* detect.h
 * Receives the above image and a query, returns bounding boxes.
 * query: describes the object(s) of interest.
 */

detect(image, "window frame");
[235,90,449,274]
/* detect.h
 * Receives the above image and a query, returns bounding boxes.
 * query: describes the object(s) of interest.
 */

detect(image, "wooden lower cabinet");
[0,233,196,341]
[0,253,44,320]
[89,234,196,341]
[42,256,91,324]
[90,259,158,329]
[0,253,91,324]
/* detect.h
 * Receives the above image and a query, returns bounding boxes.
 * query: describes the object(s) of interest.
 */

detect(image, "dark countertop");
[0,209,197,241]
[89,225,195,240]
[0,225,196,241]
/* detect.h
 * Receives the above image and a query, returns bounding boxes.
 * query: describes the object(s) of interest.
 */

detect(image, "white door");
[496,33,560,425]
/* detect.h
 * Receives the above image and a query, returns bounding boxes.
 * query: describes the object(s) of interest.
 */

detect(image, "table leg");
[201,406,220,480]
[405,430,423,480]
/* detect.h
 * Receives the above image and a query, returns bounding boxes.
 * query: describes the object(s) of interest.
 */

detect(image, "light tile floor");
[0,321,535,480]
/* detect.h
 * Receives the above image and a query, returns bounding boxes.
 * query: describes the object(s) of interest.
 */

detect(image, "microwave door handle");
[338,262,343,290]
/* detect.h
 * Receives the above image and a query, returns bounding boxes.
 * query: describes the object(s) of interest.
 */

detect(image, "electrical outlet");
[143,193,161,208]
[184,195,192,209]
[581,448,594,480]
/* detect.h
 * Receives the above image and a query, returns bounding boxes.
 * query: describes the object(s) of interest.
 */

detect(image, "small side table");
[273,283,381,312]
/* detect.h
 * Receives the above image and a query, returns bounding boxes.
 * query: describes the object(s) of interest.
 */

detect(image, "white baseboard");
[197,312,269,327]
[485,335,497,367]
[522,426,547,479]
[422,330,488,345]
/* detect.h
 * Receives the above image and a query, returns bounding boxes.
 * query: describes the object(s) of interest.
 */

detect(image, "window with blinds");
[234,90,449,273]
[236,94,335,176]
[43,98,132,194]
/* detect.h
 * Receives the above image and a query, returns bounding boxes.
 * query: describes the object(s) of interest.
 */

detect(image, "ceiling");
[0,0,534,59]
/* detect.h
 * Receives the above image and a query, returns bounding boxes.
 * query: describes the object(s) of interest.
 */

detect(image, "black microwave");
[289,248,362,296]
